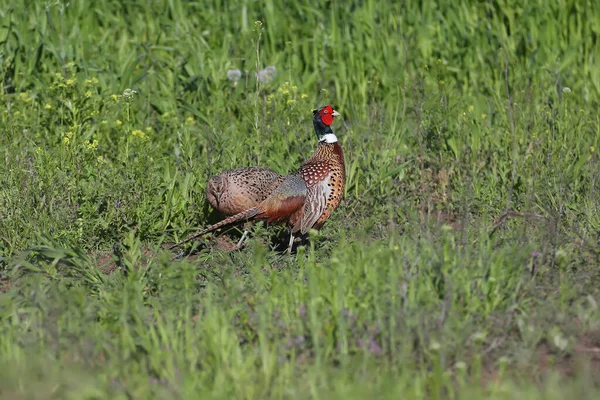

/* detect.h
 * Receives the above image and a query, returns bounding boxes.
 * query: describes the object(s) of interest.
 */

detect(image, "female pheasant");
[205,166,284,216]
[205,166,285,248]
[170,105,345,253]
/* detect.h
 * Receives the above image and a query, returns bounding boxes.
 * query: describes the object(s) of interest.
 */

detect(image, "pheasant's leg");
[287,231,295,254]
[232,221,253,250]
[234,230,249,249]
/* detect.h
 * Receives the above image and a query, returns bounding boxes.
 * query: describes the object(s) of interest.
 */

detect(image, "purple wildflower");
[368,339,383,355]
[298,303,306,317]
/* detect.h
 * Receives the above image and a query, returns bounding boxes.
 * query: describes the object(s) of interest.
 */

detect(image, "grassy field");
[1,0,600,398]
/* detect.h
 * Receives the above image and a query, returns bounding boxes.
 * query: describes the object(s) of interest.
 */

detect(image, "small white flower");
[122,88,137,101]
[471,331,486,342]
[553,334,568,351]
[257,65,277,83]
[497,356,509,365]
[454,361,467,370]
[227,69,242,82]
[562,87,571,94]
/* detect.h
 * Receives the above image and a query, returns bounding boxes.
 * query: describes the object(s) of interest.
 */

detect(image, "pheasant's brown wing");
[294,177,331,234]
[292,158,334,235]
[259,175,307,224]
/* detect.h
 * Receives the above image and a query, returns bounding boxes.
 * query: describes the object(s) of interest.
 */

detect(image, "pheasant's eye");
[323,110,329,114]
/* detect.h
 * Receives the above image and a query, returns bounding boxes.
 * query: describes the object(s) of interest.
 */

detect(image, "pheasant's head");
[312,105,340,143]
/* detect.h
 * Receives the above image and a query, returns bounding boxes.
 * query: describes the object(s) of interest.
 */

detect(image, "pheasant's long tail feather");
[169,207,263,250]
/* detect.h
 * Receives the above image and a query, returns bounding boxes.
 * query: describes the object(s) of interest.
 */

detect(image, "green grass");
[1,0,600,398]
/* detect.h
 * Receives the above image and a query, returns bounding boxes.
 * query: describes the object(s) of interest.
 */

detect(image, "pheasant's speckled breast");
[290,141,346,231]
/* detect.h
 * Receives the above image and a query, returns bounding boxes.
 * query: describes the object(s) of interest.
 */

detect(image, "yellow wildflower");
[86,139,99,151]
[85,90,92,98]
[116,120,122,126]
[131,129,146,139]
[18,92,32,103]
[300,93,308,99]
[66,79,75,86]
[45,103,52,110]
[185,116,195,126]
[62,131,73,145]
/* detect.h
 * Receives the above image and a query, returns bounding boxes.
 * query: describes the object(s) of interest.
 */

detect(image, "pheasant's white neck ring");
[320,133,338,143]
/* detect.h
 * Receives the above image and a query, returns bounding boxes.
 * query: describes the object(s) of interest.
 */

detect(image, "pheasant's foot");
[233,230,249,250]
[287,232,295,254]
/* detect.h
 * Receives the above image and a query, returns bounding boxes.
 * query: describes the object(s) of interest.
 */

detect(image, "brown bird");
[170,105,345,253]
[205,166,285,215]
[205,166,285,247]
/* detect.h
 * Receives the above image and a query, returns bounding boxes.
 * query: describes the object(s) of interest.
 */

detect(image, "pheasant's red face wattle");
[319,105,335,126]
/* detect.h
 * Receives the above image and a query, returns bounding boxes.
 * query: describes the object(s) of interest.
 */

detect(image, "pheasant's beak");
[331,109,341,117]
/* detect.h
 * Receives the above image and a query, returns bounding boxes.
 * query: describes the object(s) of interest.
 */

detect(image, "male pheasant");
[169,105,345,253]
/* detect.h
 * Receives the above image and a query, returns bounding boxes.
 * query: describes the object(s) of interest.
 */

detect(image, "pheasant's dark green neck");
[313,114,334,136]
[321,125,334,134]
[313,120,336,142]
